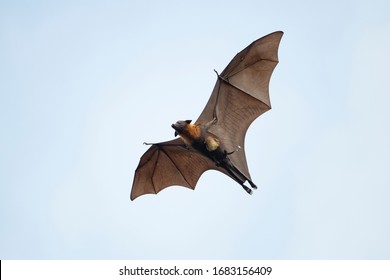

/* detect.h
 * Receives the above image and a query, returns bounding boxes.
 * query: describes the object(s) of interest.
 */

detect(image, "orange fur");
[179,124,201,145]
[185,124,201,139]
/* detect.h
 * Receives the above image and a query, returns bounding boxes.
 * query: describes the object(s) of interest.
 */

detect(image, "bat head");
[172,120,192,137]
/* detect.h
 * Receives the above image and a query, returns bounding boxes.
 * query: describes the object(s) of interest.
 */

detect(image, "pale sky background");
[1,0,390,259]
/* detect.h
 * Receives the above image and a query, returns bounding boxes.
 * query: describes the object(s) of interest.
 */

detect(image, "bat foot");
[248,180,257,190]
[242,185,253,195]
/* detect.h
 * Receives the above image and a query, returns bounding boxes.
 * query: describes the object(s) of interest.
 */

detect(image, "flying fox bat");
[131,31,283,200]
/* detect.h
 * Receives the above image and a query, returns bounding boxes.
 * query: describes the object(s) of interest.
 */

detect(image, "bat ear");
[185,120,192,124]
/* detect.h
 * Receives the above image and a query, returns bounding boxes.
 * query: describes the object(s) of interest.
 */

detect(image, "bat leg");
[219,157,258,194]
[210,150,257,195]
[247,179,257,190]
[241,184,253,195]
[226,169,255,195]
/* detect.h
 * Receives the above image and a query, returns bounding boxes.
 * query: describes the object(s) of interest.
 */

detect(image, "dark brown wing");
[131,138,228,200]
[195,31,283,180]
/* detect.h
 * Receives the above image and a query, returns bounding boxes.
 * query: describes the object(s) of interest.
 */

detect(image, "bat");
[131,31,283,200]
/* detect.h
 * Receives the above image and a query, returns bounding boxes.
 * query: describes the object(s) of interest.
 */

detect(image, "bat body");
[131,31,283,200]
[171,119,257,194]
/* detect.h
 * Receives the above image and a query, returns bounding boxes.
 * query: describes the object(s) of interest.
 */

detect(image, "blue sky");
[1,0,390,259]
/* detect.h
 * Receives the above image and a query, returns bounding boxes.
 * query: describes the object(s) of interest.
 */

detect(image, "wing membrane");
[131,138,226,200]
[195,31,283,179]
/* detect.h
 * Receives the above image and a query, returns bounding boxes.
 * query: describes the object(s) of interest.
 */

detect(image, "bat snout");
[171,123,179,137]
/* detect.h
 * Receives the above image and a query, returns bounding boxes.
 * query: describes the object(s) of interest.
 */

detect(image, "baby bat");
[131,31,283,200]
